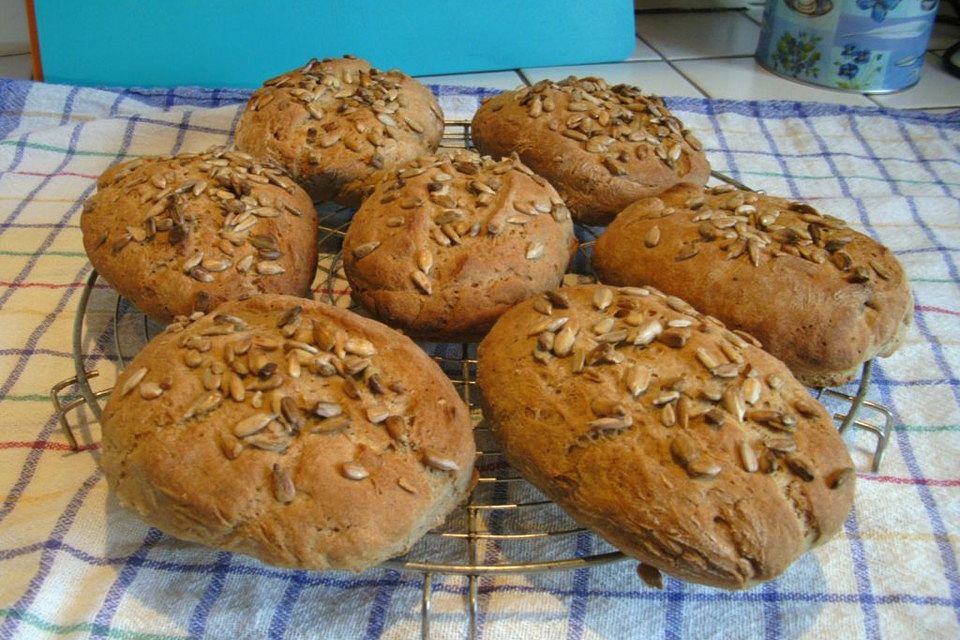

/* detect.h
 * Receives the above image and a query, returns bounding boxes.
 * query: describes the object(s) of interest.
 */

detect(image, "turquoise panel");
[35,1,635,88]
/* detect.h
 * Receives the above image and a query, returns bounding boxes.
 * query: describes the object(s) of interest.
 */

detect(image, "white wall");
[0,0,29,56]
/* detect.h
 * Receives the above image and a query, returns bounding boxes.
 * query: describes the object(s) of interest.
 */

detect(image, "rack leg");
[839,360,873,435]
[421,572,432,640]
[50,371,100,452]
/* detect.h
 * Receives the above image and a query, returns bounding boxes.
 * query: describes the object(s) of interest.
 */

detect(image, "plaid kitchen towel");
[0,76,957,640]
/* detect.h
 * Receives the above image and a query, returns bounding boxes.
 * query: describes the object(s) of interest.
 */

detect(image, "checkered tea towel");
[0,78,957,639]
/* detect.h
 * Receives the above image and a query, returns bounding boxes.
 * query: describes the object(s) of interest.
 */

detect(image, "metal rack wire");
[50,120,894,640]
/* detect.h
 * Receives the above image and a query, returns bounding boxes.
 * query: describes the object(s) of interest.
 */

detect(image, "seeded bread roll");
[101,295,475,571]
[477,284,855,590]
[592,184,913,387]
[343,150,577,341]
[471,76,711,226]
[81,148,318,324]
[235,55,444,207]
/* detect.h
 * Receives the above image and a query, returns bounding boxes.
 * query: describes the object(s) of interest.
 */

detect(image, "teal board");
[34,1,635,88]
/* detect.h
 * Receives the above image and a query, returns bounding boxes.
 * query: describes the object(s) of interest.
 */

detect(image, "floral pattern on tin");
[834,45,885,89]
[771,32,823,79]
[856,0,901,22]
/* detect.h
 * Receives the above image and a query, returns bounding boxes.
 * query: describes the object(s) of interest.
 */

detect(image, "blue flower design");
[854,49,871,63]
[842,44,858,56]
[838,63,860,79]
[856,0,901,22]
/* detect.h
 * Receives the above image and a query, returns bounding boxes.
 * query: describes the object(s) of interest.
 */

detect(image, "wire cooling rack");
[51,120,894,640]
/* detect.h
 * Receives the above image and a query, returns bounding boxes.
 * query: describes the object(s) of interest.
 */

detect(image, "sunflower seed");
[571,349,586,373]
[670,434,699,466]
[345,337,376,357]
[553,325,577,357]
[722,387,745,423]
[687,459,722,479]
[311,415,351,434]
[712,363,741,379]
[183,351,203,368]
[307,400,342,419]
[718,340,744,365]
[225,374,244,402]
[633,320,663,346]
[619,287,649,297]
[526,242,545,260]
[785,456,815,482]
[234,412,275,437]
[363,405,388,424]
[256,261,286,276]
[766,374,784,390]
[245,431,289,452]
[341,461,370,480]
[742,378,762,405]
[676,396,690,429]
[342,377,361,400]
[592,317,616,334]
[235,254,254,273]
[589,414,633,431]
[537,331,555,352]
[644,226,661,248]
[422,449,460,472]
[280,397,305,433]
[411,270,432,294]
[593,288,614,311]
[831,250,853,271]
[138,381,163,399]
[182,391,222,421]
[533,297,553,316]
[218,432,243,460]
[704,408,726,427]
[666,296,696,315]
[660,403,676,427]
[202,369,222,391]
[794,398,820,418]
[385,216,405,227]
[746,409,780,424]
[352,241,381,260]
[653,391,680,406]
[676,242,700,261]
[270,464,296,503]
[591,398,628,418]
[527,315,566,338]
[182,251,204,273]
[657,328,689,349]
[416,248,433,275]
[848,266,871,283]
[545,290,570,309]
[864,259,895,281]
[829,467,855,490]
[625,365,651,397]
[120,367,149,396]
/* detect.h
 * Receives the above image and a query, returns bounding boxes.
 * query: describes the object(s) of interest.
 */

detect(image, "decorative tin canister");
[755,0,940,93]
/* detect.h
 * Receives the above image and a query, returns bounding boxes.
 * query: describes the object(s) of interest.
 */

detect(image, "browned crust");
[471,77,711,225]
[81,149,319,324]
[477,284,855,589]
[101,295,475,571]
[234,55,444,207]
[592,184,913,387]
[343,150,577,341]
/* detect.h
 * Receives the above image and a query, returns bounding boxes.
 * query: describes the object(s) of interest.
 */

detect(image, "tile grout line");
[635,29,712,99]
